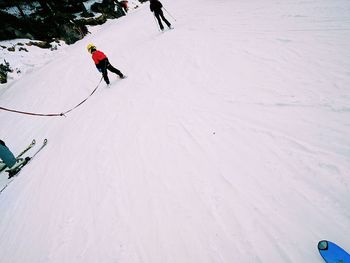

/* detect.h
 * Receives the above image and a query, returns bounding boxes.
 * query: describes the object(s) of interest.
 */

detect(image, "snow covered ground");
[0,0,350,262]
[0,39,66,84]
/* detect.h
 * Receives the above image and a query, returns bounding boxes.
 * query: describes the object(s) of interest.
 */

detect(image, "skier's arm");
[95,61,102,72]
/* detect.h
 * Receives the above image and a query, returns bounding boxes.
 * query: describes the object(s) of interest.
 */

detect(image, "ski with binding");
[0,139,47,194]
[0,139,36,173]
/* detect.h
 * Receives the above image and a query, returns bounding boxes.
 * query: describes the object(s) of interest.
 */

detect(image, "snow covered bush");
[0,60,13,84]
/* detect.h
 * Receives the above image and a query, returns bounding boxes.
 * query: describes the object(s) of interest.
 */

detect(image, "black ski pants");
[154,10,171,30]
[98,58,123,84]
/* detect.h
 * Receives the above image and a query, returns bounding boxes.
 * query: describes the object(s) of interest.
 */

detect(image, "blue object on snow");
[0,143,16,168]
[318,240,350,263]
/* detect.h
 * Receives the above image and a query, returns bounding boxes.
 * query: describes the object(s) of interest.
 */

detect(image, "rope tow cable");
[0,76,104,117]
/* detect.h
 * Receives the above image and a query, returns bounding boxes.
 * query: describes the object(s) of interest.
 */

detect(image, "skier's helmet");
[87,43,96,53]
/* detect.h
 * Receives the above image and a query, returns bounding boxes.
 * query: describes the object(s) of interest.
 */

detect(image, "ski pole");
[163,7,176,21]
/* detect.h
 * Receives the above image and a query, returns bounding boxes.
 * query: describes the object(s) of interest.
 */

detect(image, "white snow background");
[0,0,350,262]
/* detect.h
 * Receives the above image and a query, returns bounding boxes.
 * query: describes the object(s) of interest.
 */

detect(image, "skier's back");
[150,0,162,11]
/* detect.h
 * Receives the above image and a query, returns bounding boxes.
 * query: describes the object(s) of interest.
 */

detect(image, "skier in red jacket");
[87,44,126,85]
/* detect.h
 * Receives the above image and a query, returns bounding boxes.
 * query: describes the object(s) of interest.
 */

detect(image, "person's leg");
[0,144,16,168]
[99,59,110,84]
[155,12,164,30]
[107,62,125,78]
[102,68,110,84]
[159,10,171,27]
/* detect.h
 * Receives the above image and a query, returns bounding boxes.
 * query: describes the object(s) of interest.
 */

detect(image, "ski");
[16,139,36,159]
[0,139,36,173]
[162,26,174,33]
[8,139,47,178]
[0,139,47,194]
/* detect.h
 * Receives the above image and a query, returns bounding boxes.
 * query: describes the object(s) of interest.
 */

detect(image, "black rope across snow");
[0,77,103,117]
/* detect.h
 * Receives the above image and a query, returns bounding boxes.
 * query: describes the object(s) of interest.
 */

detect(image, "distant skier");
[0,140,16,169]
[87,44,126,85]
[115,0,128,15]
[149,0,172,31]
[120,1,128,13]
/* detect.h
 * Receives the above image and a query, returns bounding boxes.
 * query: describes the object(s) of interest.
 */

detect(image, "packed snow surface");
[0,0,350,262]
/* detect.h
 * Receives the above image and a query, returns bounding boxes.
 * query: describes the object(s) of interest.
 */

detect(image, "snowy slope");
[0,0,350,262]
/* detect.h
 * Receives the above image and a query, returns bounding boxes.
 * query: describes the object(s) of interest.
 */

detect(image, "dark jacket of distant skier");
[87,44,126,85]
[149,0,172,31]
[0,140,16,168]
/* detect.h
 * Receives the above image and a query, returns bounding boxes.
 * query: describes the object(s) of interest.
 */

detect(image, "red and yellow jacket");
[92,50,107,65]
